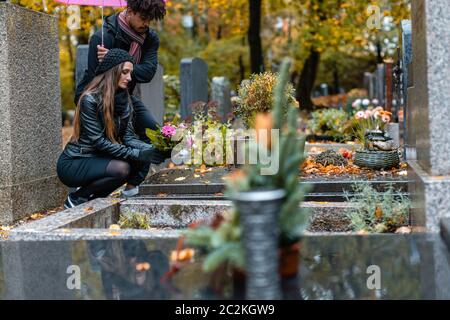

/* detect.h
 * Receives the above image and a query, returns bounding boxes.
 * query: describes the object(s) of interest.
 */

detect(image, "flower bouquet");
[145,122,188,152]
[352,107,400,169]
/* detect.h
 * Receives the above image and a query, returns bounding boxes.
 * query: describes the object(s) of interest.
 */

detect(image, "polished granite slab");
[0,234,449,300]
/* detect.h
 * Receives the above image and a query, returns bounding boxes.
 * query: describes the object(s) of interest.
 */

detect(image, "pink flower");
[355,111,365,119]
[186,136,194,147]
[364,110,372,119]
[161,125,176,138]
[178,123,188,129]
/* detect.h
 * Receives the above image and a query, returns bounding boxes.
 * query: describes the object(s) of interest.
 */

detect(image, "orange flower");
[254,112,273,148]
[170,249,195,263]
[381,115,391,123]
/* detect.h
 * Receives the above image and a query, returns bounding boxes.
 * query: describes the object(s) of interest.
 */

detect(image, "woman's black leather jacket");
[64,92,150,160]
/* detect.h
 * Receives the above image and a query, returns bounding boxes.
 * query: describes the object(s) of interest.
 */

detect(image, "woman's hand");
[137,147,170,164]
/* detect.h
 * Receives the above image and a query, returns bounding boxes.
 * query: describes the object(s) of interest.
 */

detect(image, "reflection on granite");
[0,234,449,300]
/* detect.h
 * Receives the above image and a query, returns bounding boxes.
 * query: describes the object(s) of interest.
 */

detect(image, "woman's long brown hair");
[72,63,126,144]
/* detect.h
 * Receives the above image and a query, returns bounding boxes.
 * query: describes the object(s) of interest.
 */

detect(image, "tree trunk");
[332,67,340,94]
[216,25,222,40]
[296,49,320,112]
[248,0,264,74]
[239,55,245,84]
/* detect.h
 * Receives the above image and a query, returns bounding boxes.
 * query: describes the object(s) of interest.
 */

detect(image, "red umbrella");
[55,0,127,45]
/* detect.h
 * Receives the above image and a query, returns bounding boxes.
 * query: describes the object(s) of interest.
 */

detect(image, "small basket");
[354,149,400,170]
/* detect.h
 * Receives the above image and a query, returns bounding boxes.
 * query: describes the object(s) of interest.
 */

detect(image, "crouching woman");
[57,49,169,208]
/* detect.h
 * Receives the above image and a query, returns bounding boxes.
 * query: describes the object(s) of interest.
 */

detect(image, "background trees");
[12,0,410,112]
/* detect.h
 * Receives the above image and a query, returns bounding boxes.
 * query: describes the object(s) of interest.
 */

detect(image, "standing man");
[75,0,167,197]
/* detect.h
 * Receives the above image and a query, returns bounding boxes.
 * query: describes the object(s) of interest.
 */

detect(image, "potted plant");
[235,71,297,128]
[353,107,400,169]
[307,108,353,142]
[183,59,310,297]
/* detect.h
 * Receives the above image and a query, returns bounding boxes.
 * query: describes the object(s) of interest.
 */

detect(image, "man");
[75,0,167,197]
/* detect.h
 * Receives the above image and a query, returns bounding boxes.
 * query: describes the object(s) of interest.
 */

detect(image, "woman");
[57,49,169,209]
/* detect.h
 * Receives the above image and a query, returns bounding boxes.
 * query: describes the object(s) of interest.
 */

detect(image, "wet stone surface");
[1,233,449,299]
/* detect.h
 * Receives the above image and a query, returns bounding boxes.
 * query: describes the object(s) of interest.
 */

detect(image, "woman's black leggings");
[57,152,148,200]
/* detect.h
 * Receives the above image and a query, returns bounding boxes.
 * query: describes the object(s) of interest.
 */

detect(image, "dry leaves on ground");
[30,213,45,220]
[156,193,168,198]
[195,164,212,174]
[301,156,406,178]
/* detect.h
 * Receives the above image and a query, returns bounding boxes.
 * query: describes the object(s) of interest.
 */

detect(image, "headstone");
[408,0,450,232]
[375,64,385,106]
[180,57,208,120]
[363,72,372,98]
[387,123,400,148]
[385,61,393,113]
[400,20,416,160]
[211,77,231,121]
[320,83,329,96]
[134,64,165,125]
[75,44,89,87]
[369,73,376,100]
[0,2,66,224]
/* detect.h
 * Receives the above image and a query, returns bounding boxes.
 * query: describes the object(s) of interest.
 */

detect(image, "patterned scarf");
[117,10,146,63]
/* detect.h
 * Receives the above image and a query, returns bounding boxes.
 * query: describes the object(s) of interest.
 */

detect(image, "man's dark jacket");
[75,13,160,105]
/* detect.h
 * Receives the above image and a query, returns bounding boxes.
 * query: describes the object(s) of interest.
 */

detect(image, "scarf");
[117,10,147,63]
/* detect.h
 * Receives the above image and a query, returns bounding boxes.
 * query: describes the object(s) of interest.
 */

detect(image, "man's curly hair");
[127,0,166,21]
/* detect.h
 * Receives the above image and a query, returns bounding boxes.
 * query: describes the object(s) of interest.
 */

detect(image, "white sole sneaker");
[122,186,139,197]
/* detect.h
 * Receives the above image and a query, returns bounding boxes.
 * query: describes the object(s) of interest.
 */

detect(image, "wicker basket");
[354,149,400,170]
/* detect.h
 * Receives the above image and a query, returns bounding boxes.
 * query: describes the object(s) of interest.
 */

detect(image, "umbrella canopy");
[55,0,127,7]
[55,0,128,45]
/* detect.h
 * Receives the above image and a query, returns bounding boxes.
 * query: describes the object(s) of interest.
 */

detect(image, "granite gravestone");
[180,57,209,120]
[375,64,385,106]
[400,20,416,160]
[320,83,329,96]
[0,2,66,224]
[75,44,89,88]
[363,72,374,99]
[211,77,231,122]
[408,0,450,232]
[134,64,165,125]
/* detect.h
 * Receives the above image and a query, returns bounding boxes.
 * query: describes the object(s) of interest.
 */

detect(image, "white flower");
[354,99,362,107]
[355,111,365,119]
[362,99,370,106]
[372,99,379,105]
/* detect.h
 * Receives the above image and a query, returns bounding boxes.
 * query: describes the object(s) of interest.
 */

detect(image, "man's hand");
[97,45,109,62]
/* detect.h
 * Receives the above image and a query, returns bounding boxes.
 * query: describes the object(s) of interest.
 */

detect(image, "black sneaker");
[64,194,87,209]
